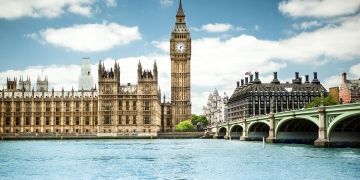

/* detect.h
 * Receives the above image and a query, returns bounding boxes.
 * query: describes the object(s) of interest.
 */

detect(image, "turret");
[153,61,158,81]
[6,77,17,91]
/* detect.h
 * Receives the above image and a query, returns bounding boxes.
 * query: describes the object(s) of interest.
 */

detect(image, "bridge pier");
[314,106,329,147]
[240,121,249,141]
[266,112,276,143]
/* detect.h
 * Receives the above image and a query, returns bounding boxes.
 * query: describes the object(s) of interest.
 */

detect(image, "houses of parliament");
[0,0,191,136]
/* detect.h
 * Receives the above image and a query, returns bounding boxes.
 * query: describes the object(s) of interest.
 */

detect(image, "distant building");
[339,73,360,103]
[78,57,94,91]
[227,72,327,121]
[203,89,228,124]
[329,87,339,104]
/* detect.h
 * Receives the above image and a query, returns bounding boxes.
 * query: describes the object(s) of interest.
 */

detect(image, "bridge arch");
[275,117,319,144]
[229,125,243,139]
[327,112,360,147]
[247,121,269,141]
[217,127,227,139]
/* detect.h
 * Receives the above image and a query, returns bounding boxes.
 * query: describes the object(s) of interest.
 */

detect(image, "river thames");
[0,139,359,179]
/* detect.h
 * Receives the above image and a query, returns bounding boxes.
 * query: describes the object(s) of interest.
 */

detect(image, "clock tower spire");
[170,0,191,127]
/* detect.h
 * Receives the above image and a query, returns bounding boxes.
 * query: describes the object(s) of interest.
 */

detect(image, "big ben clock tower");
[170,0,191,126]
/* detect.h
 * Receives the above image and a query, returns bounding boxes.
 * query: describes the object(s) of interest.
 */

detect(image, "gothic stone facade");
[202,89,229,125]
[0,0,191,135]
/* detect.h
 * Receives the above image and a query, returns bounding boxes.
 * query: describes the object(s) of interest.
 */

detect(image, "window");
[5,117,11,126]
[75,102,80,112]
[144,116,150,124]
[55,117,60,125]
[46,102,51,112]
[133,116,136,124]
[46,117,50,125]
[26,102,31,112]
[56,102,61,112]
[126,116,129,124]
[66,117,70,125]
[35,117,40,125]
[104,116,111,125]
[85,117,90,125]
[133,101,137,110]
[166,118,171,126]
[66,102,70,112]
[25,117,30,125]
[118,101,122,110]
[126,101,129,110]
[85,102,90,112]
[15,102,21,112]
[75,117,80,125]
[144,101,150,111]
[15,117,20,126]
[118,116,122,124]
[36,102,41,112]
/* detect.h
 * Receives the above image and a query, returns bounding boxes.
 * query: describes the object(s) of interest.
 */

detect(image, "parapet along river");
[0,139,359,179]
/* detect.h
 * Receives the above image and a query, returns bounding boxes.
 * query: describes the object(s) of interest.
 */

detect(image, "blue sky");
[0,0,360,114]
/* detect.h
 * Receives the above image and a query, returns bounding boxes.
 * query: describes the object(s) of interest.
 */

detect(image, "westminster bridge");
[206,103,360,147]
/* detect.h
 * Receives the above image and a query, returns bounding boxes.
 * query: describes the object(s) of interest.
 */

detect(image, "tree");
[191,114,208,126]
[175,120,195,132]
[305,95,338,108]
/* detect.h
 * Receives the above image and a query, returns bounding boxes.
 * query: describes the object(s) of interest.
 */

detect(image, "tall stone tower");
[78,57,94,91]
[98,61,120,133]
[170,0,191,125]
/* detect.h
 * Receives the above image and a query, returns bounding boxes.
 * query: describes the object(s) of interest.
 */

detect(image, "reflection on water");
[0,139,359,179]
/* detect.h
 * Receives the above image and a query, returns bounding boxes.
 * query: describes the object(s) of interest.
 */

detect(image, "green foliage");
[175,120,195,132]
[191,114,208,126]
[305,95,338,108]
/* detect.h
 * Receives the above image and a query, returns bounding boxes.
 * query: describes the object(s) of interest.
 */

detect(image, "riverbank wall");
[0,132,205,140]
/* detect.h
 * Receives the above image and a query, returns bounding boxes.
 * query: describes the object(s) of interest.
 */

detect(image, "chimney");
[236,81,240,87]
[241,79,244,86]
[271,72,280,84]
[311,72,320,84]
[245,77,249,84]
[305,75,309,83]
[293,72,301,84]
[253,71,261,84]
[249,74,253,82]
[342,72,347,82]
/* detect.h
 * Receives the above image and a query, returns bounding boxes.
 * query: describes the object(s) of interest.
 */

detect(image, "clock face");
[176,42,186,53]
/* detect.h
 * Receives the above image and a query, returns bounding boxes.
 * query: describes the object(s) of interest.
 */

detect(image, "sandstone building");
[0,0,191,135]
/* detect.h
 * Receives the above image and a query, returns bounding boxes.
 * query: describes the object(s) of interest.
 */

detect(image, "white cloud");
[323,75,340,90]
[349,63,360,78]
[279,0,360,18]
[105,0,117,7]
[29,22,141,52]
[292,20,321,30]
[0,0,118,19]
[201,23,233,33]
[254,25,260,31]
[160,0,173,6]
[67,4,92,17]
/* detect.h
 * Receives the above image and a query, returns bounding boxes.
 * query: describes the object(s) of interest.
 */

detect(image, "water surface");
[0,139,359,179]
